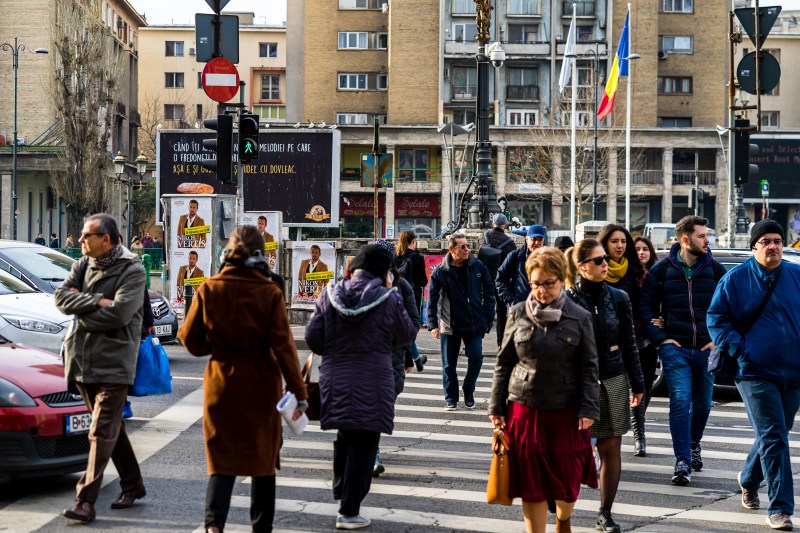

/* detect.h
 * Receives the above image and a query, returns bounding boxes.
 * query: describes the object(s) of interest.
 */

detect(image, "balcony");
[445,40,478,56]
[398,167,442,183]
[451,85,477,101]
[562,0,596,17]
[341,167,361,181]
[630,170,664,185]
[508,0,541,16]
[672,170,717,186]
[507,84,540,101]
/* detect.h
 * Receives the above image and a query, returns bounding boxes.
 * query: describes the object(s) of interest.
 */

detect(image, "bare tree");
[48,0,121,238]
[137,88,196,161]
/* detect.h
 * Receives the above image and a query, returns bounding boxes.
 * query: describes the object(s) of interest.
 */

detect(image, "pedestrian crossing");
[210,353,800,533]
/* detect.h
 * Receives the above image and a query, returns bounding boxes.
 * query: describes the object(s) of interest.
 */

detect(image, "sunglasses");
[580,254,611,266]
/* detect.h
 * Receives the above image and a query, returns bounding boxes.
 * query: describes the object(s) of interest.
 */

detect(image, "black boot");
[631,405,646,457]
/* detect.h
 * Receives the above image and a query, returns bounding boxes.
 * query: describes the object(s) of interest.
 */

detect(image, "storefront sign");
[395,195,440,217]
[340,195,386,217]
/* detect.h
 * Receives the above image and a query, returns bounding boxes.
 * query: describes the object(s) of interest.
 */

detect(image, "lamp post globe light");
[113,151,131,244]
[135,152,149,187]
[0,38,48,241]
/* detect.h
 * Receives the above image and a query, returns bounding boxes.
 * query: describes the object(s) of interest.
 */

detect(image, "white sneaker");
[336,514,371,530]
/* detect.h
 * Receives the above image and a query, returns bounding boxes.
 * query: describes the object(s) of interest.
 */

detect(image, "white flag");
[558,6,577,94]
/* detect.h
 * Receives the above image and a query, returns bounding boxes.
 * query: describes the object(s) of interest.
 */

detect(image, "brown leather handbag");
[301,353,321,421]
[486,426,512,505]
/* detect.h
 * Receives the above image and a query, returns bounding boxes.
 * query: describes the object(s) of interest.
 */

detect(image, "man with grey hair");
[55,214,147,523]
[428,233,495,410]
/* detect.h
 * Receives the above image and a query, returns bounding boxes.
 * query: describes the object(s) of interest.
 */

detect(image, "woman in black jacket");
[489,247,599,533]
[395,230,428,371]
[567,239,644,533]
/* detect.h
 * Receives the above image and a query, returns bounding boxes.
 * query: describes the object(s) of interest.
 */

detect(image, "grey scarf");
[525,289,566,329]
[92,244,124,270]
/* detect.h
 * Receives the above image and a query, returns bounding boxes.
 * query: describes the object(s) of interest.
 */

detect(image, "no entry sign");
[202,57,240,102]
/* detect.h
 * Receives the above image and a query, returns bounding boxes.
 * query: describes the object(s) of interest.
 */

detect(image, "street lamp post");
[135,152,150,189]
[583,43,608,221]
[113,152,130,244]
[1,38,48,241]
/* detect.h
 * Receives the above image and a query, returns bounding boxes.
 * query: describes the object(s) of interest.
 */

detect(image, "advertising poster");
[241,211,281,273]
[291,241,335,309]
[421,253,446,325]
[169,196,213,308]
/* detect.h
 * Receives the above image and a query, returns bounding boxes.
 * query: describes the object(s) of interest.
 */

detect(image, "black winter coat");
[488,297,600,420]
[391,277,420,396]
[427,254,495,338]
[567,280,644,393]
[496,246,531,306]
[640,244,724,349]
[396,250,427,316]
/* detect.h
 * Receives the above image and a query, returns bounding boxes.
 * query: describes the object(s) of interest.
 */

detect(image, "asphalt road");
[1,331,798,533]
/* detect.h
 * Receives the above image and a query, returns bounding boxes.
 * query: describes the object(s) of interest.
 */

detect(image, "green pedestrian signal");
[239,113,260,164]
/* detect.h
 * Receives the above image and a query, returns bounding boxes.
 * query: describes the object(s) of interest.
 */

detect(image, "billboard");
[291,241,335,309]
[746,136,800,200]
[240,211,281,273]
[168,196,213,306]
[156,129,341,227]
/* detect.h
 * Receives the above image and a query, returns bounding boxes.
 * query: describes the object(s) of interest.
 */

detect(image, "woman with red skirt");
[489,247,600,533]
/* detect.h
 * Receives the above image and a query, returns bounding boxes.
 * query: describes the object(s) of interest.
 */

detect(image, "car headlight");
[0,378,37,407]
[1,315,65,334]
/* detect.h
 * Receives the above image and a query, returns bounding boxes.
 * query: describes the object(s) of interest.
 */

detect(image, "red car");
[0,342,90,478]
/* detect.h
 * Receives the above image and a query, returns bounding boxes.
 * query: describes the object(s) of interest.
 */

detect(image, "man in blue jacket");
[495,224,546,315]
[708,220,800,531]
[428,233,495,411]
[640,215,725,486]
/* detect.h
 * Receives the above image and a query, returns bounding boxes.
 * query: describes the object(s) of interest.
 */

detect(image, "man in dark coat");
[484,214,517,347]
[496,224,547,310]
[428,232,495,411]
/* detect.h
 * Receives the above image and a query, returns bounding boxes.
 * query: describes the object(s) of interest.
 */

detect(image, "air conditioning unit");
[444,67,450,78]
[599,20,606,29]
[658,50,669,60]
[189,47,196,55]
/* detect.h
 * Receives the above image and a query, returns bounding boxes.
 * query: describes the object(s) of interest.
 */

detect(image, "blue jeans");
[440,333,483,404]
[737,378,800,516]
[409,340,421,361]
[659,343,714,462]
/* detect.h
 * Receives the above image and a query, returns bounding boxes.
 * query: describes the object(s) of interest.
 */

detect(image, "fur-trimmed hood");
[327,270,397,322]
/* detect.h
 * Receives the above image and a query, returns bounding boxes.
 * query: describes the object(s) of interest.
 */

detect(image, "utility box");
[576,220,612,242]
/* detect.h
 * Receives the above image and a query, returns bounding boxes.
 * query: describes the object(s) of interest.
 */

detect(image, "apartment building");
[137,13,287,158]
[0,0,144,241]
[288,1,743,238]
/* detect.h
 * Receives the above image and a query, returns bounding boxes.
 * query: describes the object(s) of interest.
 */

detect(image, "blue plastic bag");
[131,334,172,396]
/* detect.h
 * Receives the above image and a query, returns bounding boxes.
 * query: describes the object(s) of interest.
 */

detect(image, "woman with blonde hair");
[489,247,599,533]
[178,225,308,533]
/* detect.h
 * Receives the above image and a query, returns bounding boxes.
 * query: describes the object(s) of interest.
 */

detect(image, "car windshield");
[0,247,74,280]
[0,269,38,294]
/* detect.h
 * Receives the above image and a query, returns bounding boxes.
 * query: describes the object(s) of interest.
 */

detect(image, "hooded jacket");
[305,270,417,434]
[496,246,531,306]
[427,254,495,337]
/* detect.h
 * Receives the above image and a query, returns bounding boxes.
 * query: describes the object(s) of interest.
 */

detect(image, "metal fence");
[59,247,164,270]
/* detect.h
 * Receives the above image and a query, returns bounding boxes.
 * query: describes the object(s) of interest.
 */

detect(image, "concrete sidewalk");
[291,325,500,355]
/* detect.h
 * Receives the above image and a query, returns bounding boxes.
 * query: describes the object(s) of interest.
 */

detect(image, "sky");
[128,0,287,26]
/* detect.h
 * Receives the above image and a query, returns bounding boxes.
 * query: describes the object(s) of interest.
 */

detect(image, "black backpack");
[395,253,413,282]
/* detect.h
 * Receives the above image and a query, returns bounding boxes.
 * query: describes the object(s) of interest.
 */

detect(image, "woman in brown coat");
[178,225,308,533]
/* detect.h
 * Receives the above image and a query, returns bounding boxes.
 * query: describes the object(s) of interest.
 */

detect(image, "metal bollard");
[184,284,193,312]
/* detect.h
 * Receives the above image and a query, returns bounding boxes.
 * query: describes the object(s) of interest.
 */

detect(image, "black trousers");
[205,474,276,532]
[494,290,507,348]
[332,429,381,516]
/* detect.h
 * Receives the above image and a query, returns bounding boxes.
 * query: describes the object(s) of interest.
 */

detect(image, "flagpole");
[569,5,577,239]
[625,3,632,230]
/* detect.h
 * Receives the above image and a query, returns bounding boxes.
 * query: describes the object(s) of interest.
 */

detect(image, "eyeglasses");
[580,255,611,266]
[80,232,105,239]
[757,238,783,247]
[454,243,469,250]
[530,278,558,289]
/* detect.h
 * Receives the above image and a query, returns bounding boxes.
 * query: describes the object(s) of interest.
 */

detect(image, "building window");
[338,32,368,49]
[453,23,478,42]
[508,110,539,126]
[164,104,184,121]
[165,41,184,56]
[259,42,278,57]
[658,76,692,94]
[508,24,539,43]
[377,74,388,90]
[761,111,780,128]
[452,67,478,99]
[763,49,780,95]
[339,0,380,8]
[197,72,202,88]
[661,35,693,53]
[662,0,693,13]
[398,149,430,182]
[565,25,594,42]
[452,0,477,14]
[260,75,280,100]
[508,0,540,16]
[196,104,203,121]
[658,117,692,127]
[453,109,476,125]
[377,32,388,49]
[566,0,596,16]
[338,73,367,90]
[254,105,287,121]
[507,68,539,100]
[165,72,184,88]
[337,113,369,124]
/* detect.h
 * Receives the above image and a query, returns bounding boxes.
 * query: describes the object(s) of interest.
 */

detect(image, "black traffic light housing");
[201,114,234,183]
[239,113,260,164]
[734,118,759,186]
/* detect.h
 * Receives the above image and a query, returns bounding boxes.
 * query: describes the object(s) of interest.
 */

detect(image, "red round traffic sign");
[202,57,240,103]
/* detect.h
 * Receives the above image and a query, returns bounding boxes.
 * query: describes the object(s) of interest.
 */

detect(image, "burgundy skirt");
[505,401,598,503]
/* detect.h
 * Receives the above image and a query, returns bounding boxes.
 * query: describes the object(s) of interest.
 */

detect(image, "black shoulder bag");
[708,269,782,379]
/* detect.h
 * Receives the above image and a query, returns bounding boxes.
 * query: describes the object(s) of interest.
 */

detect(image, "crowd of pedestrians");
[55,212,799,532]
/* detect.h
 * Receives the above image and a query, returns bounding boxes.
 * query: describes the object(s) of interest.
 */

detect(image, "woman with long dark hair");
[567,239,644,533]
[395,230,428,371]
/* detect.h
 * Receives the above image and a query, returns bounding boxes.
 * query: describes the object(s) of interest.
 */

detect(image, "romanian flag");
[597,12,630,120]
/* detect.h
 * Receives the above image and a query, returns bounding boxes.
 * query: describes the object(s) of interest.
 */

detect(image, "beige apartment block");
[138,13,287,156]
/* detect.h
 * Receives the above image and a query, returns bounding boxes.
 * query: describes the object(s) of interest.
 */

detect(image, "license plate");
[154,324,172,336]
[65,413,92,434]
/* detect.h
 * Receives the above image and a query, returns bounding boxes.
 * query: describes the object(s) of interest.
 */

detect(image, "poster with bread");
[240,211,281,273]
[169,196,212,310]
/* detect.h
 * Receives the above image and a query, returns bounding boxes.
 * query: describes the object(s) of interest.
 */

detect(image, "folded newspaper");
[277,391,308,436]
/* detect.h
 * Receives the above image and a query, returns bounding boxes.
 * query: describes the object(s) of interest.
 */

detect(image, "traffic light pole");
[237,81,245,225]
[727,8,737,243]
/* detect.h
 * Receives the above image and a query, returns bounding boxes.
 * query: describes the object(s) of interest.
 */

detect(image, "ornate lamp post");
[0,38,48,240]
[113,151,131,244]
[135,152,149,189]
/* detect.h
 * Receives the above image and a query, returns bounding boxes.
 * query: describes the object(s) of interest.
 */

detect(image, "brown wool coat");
[178,266,307,476]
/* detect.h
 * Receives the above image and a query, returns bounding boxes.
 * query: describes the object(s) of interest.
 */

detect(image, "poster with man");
[169,196,212,310]
[241,211,281,273]
[292,241,335,309]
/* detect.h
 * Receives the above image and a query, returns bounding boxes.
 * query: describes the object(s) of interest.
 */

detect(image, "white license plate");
[65,413,92,434]
[154,325,172,336]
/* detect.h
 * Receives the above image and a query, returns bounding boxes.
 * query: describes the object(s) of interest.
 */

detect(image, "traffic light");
[734,118,759,186]
[239,113,260,164]
[201,114,234,183]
